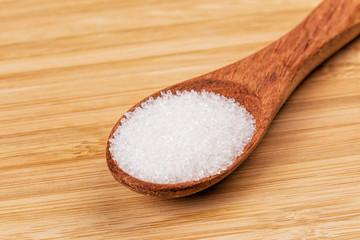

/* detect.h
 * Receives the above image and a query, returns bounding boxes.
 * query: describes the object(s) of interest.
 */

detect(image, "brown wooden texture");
[107,0,360,198]
[1,0,360,239]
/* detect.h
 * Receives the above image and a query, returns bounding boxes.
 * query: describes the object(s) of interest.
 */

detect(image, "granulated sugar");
[109,90,256,184]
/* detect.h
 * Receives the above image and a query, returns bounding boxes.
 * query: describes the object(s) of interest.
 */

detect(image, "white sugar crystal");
[109,90,256,184]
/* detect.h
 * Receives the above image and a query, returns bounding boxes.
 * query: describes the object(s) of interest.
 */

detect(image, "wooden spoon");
[106,0,360,198]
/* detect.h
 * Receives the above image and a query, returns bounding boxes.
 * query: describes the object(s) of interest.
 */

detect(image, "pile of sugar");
[109,90,256,184]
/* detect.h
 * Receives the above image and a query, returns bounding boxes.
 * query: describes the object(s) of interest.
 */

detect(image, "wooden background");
[1,0,360,239]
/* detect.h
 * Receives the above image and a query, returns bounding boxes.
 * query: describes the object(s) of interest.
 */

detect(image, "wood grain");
[1,0,360,239]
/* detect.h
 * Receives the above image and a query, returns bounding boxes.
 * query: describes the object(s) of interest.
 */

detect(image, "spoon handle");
[213,0,360,122]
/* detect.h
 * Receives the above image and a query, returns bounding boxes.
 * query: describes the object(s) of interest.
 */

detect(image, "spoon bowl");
[107,0,360,198]
[106,79,264,198]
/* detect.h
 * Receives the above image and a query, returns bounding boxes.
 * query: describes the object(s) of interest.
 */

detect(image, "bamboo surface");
[1,0,360,239]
